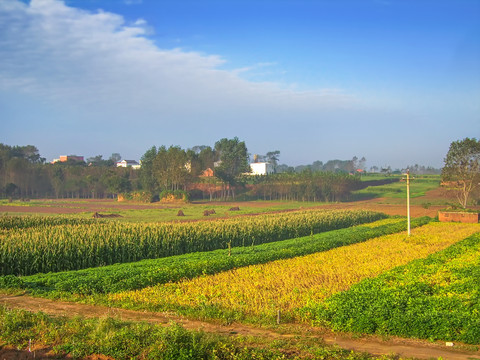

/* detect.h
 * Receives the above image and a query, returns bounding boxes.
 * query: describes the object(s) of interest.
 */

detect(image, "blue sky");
[1,0,479,169]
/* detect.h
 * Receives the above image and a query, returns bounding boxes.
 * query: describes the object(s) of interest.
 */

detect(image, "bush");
[159,190,189,203]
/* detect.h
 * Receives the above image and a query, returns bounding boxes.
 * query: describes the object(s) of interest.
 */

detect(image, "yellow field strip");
[109,222,480,318]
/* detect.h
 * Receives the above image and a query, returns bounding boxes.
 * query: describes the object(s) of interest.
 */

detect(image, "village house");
[116,160,141,169]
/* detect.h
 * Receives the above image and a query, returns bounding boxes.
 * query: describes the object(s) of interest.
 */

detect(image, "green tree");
[102,170,132,198]
[198,146,216,171]
[214,137,249,199]
[87,155,114,167]
[442,137,480,208]
[139,146,158,193]
[153,146,189,191]
[109,153,122,164]
[265,150,280,172]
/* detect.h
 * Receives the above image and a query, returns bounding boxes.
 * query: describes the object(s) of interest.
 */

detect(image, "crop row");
[107,222,480,325]
[0,209,385,276]
[312,231,480,344]
[0,215,100,230]
[1,217,430,295]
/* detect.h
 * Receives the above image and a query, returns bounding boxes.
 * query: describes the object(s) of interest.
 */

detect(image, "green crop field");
[0,209,385,276]
[1,201,479,359]
[353,175,441,203]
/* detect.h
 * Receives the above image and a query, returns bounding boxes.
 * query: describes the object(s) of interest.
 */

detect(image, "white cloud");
[2,0,424,167]
[0,0,355,118]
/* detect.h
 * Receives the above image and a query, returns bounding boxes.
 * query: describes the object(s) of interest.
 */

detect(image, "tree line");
[2,138,447,203]
[0,144,138,199]
[247,171,362,202]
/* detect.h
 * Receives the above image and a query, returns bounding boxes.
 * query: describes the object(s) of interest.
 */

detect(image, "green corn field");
[1,209,386,276]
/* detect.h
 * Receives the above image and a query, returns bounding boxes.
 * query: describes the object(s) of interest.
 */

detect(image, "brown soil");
[0,195,443,218]
[0,199,173,215]
[1,294,479,360]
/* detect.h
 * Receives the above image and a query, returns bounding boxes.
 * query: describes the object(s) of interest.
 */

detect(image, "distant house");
[200,168,214,177]
[51,155,84,164]
[116,160,141,169]
[249,162,274,176]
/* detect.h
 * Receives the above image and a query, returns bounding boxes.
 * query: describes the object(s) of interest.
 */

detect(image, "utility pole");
[405,170,411,236]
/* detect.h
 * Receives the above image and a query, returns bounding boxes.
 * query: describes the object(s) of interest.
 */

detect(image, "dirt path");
[1,294,479,360]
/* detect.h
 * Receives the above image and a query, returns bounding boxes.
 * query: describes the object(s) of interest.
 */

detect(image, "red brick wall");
[438,211,479,223]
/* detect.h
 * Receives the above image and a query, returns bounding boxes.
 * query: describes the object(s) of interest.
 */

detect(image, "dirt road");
[1,294,479,360]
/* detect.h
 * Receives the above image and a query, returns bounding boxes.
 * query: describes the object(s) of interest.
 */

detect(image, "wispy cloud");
[124,0,142,5]
[0,0,384,165]
[0,0,353,113]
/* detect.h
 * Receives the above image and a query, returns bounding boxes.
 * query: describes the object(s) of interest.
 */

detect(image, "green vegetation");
[0,199,328,223]
[246,172,361,202]
[353,175,440,202]
[0,217,433,296]
[312,232,480,344]
[101,202,325,223]
[0,209,385,276]
[0,306,400,360]
[0,214,100,230]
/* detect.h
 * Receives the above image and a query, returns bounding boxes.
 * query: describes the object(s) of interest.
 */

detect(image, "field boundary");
[1,294,479,360]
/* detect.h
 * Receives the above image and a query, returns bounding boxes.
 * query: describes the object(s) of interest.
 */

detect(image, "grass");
[353,175,441,203]
[1,199,328,223]
[0,305,412,360]
[1,174,446,222]
[113,202,325,223]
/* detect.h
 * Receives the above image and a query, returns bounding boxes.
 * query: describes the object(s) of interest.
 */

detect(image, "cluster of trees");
[441,137,480,209]
[0,139,362,202]
[283,158,440,176]
[277,156,366,174]
[139,137,250,200]
[0,144,138,199]
[0,139,252,201]
[248,171,361,202]
[4,136,469,204]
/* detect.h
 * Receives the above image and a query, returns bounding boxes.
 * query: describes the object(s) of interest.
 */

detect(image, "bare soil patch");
[0,197,442,218]
[0,199,170,215]
[1,294,479,360]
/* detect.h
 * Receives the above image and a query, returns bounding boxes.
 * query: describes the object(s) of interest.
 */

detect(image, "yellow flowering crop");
[109,222,480,320]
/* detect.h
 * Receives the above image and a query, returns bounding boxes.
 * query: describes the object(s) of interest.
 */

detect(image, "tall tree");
[102,170,132,197]
[109,153,122,164]
[265,150,280,172]
[442,137,480,208]
[214,137,249,199]
[198,146,216,171]
[153,146,189,191]
[139,146,158,193]
[86,155,114,166]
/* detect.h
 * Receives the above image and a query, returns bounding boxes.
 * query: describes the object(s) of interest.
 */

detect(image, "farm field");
[1,180,480,359]
[0,198,327,221]
[105,222,479,324]
[0,175,456,221]
[0,217,426,296]
[316,231,480,344]
[0,209,383,275]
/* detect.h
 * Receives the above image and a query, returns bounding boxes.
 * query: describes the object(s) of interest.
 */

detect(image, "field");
[1,179,480,359]
[0,175,452,220]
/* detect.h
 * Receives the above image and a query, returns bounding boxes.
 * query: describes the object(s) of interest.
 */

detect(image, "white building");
[249,162,274,175]
[116,160,141,169]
